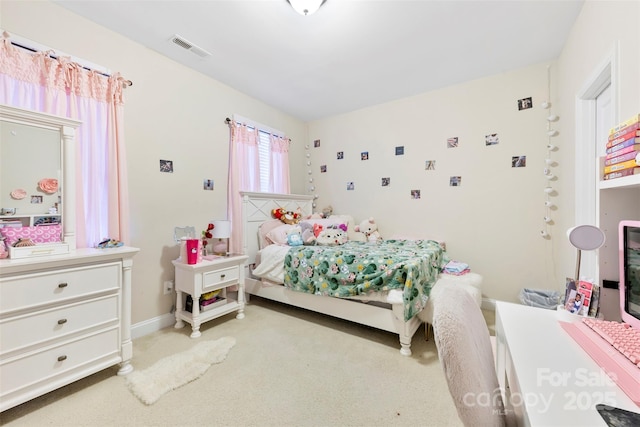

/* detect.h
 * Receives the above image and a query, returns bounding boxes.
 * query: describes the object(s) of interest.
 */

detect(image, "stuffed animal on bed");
[286,226,303,246]
[316,225,348,246]
[354,217,382,243]
[300,222,316,245]
[271,207,301,225]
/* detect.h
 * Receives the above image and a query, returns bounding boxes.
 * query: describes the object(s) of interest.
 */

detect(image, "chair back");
[432,285,506,427]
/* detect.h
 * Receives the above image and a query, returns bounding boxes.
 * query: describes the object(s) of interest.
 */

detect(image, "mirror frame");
[0,104,81,252]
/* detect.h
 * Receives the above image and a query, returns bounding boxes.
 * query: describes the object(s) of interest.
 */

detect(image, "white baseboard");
[131,312,175,340]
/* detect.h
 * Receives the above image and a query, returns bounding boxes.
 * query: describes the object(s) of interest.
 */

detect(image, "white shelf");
[599,173,640,190]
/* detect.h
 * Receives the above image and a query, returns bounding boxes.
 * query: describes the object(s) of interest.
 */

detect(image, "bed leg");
[424,323,433,341]
[399,337,412,356]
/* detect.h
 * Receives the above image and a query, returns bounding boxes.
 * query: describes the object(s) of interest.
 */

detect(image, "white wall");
[307,63,555,302]
[1,0,308,324]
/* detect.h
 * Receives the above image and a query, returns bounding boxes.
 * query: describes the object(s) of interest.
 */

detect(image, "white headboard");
[241,192,314,265]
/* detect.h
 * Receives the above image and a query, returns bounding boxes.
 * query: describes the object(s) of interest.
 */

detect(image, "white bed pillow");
[265,223,296,246]
[259,220,287,248]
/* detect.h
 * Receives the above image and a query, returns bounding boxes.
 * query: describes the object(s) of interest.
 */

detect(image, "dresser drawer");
[0,263,120,313]
[0,328,120,396]
[202,265,239,292]
[0,295,119,355]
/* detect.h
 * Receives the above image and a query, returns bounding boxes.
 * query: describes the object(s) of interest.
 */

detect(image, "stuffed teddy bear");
[316,225,348,246]
[354,217,382,243]
[271,207,301,225]
[286,226,303,246]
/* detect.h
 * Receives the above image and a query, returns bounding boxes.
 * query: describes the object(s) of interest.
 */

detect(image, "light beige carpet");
[0,297,493,426]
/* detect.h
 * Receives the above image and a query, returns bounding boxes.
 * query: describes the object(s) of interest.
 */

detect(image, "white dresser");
[0,247,138,412]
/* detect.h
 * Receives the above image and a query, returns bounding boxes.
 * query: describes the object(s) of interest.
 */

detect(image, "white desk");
[495,301,638,426]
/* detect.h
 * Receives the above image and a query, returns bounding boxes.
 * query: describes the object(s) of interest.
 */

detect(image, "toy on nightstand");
[355,217,382,243]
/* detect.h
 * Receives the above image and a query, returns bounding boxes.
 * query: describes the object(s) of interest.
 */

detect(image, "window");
[258,130,271,192]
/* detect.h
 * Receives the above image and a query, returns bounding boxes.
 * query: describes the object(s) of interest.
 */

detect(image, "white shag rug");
[126,336,236,405]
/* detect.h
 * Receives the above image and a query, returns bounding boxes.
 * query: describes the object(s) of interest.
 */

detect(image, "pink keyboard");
[560,318,640,406]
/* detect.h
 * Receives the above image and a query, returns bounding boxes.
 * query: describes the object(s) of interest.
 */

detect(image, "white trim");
[1,29,111,75]
[574,42,619,283]
[131,312,176,340]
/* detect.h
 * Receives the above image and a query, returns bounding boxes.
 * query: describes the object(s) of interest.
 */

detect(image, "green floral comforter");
[283,239,448,321]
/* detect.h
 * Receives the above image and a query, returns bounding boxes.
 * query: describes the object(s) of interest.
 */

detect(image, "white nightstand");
[172,254,248,338]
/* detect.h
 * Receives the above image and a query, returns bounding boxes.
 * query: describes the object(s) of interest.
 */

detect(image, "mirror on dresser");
[0,105,80,258]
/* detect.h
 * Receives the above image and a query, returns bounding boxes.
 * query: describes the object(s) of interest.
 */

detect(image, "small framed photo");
[347,182,355,191]
[314,139,321,148]
[447,137,459,148]
[395,146,404,155]
[512,156,527,167]
[518,97,533,110]
[203,179,214,190]
[361,152,369,161]
[381,177,390,187]
[320,165,327,173]
[160,159,174,173]
[450,176,461,186]
[30,195,43,204]
[410,190,421,199]
[337,151,344,160]
[425,160,436,170]
[485,134,499,146]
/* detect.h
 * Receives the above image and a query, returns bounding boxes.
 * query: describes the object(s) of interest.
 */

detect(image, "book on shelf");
[607,129,640,148]
[201,297,227,312]
[609,113,640,135]
[603,167,640,180]
[605,144,638,160]
[605,138,640,155]
[604,150,639,166]
[609,122,640,140]
[603,158,640,174]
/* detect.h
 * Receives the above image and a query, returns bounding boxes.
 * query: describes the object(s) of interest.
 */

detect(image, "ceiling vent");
[170,34,211,58]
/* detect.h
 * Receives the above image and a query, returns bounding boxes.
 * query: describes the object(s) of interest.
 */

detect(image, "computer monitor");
[619,220,640,329]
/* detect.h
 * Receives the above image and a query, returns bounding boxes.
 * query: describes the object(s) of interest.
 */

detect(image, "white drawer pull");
[57,355,67,362]
[58,282,68,288]
[57,318,68,325]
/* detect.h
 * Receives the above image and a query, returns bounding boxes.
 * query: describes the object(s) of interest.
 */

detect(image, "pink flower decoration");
[38,178,58,194]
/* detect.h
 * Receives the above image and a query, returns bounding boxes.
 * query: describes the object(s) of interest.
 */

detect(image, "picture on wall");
[337,151,344,160]
[347,182,355,191]
[320,165,327,173]
[314,139,321,148]
[395,146,404,155]
[381,177,390,186]
[485,134,499,146]
[361,152,369,161]
[512,156,527,167]
[450,176,462,186]
[425,160,436,170]
[517,97,533,110]
[30,195,43,204]
[411,190,421,199]
[203,179,214,190]
[447,137,459,148]
[160,159,174,173]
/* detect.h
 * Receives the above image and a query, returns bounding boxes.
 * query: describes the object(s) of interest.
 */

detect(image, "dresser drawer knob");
[57,318,68,325]
[57,355,67,362]
[220,274,226,279]
[58,282,68,288]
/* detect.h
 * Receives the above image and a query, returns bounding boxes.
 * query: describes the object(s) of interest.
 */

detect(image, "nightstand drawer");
[0,295,119,355]
[0,263,120,313]
[202,266,239,292]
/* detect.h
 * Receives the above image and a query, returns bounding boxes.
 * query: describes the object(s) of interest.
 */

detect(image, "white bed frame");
[241,191,422,356]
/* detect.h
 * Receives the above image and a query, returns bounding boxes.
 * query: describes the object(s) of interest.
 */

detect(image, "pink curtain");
[0,35,130,247]
[268,133,291,194]
[226,121,290,254]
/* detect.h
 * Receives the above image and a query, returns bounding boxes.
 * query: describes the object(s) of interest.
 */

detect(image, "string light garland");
[541,65,559,239]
